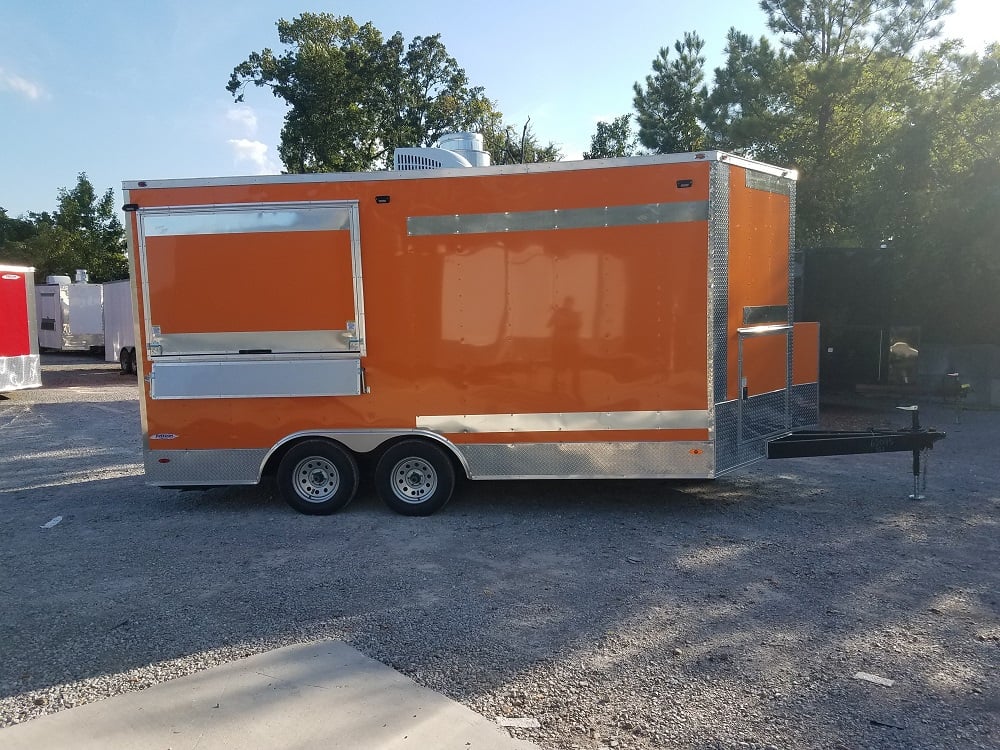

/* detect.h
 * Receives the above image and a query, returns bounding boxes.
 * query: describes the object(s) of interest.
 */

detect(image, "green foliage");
[583,114,640,159]
[0,174,127,283]
[633,32,709,152]
[484,119,562,164]
[631,0,997,343]
[704,30,790,161]
[227,13,497,172]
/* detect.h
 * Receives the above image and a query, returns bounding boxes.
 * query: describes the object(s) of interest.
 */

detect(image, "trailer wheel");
[127,348,138,375]
[119,348,131,374]
[375,440,456,516]
[277,440,359,515]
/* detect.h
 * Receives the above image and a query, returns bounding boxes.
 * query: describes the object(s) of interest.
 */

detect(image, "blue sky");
[1,0,996,217]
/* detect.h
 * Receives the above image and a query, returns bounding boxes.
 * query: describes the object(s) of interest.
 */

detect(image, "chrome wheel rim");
[292,456,341,503]
[390,457,438,504]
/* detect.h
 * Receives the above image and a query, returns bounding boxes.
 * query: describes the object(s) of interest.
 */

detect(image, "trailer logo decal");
[151,433,178,440]
[2,274,20,280]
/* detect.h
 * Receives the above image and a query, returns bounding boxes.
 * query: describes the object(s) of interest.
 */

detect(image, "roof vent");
[74,269,89,284]
[394,148,472,170]
[393,132,491,171]
[45,275,72,285]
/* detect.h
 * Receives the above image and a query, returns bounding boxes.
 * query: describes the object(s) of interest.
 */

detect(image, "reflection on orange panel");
[793,322,820,384]
[145,230,354,334]
[742,334,788,396]
[132,161,712,213]
[726,166,791,400]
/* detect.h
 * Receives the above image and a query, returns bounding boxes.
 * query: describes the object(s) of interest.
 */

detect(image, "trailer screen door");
[137,202,364,357]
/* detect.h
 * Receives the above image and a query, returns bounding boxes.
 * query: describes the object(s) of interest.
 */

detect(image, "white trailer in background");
[0,264,42,392]
[35,270,105,352]
[102,279,137,373]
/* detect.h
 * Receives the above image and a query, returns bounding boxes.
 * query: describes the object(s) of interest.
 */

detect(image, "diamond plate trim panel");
[715,383,819,473]
[790,382,819,429]
[741,390,789,442]
[457,441,714,479]
[144,449,268,485]
[0,354,42,391]
[709,162,730,406]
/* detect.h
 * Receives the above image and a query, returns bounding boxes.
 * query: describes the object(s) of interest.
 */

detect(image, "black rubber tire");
[128,348,139,375]
[119,348,131,374]
[276,439,359,515]
[375,440,456,516]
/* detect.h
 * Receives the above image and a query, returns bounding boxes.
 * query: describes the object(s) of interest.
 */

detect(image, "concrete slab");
[0,640,540,749]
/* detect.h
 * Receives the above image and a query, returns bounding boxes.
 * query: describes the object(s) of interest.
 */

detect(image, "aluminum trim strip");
[260,429,473,477]
[123,151,796,191]
[407,201,709,237]
[152,330,353,356]
[149,358,361,399]
[736,324,792,336]
[141,205,354,236]
[417,410,709,433]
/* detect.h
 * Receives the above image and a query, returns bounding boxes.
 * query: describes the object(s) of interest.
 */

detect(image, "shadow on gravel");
[1,402,997,749]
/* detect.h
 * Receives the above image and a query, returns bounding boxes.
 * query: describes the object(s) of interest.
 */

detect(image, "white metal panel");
[35,286,63,350]
[67,284,104,335]
[102,280,134,362]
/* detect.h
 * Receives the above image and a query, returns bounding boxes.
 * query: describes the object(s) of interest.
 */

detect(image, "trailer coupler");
[766,406,946,499]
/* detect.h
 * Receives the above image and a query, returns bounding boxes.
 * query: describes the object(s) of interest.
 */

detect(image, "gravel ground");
[0,353,997,749]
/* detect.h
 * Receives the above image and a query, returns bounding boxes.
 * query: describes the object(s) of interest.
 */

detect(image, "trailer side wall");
[0,265,41,391]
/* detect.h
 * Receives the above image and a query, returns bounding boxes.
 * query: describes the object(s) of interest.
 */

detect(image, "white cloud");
[226,105,258,136]
[228,138,280,174]
[0,68,47,100]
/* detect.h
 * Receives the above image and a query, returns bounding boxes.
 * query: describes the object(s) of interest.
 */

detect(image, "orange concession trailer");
[123,151,821,515]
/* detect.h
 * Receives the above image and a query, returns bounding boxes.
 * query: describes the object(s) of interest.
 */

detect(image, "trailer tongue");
[767,405,946,500]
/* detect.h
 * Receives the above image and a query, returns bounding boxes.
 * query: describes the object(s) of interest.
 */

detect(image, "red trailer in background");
[0,264,42,392]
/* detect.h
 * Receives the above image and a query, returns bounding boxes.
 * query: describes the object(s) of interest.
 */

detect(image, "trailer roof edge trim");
[123,151,797,191]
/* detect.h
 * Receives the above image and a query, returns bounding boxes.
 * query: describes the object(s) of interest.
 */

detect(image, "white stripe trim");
[416,410,709,434]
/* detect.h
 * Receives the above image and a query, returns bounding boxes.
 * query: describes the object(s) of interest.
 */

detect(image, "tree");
[0,174,127,283]
[227,13,496,172]
[583,114,640,159]
[703,30,789,161]
[756,0,957,246]
[633,32,710,153]
[878,44,1000,344]
[630,0,998,344]
[483,119,562,164]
